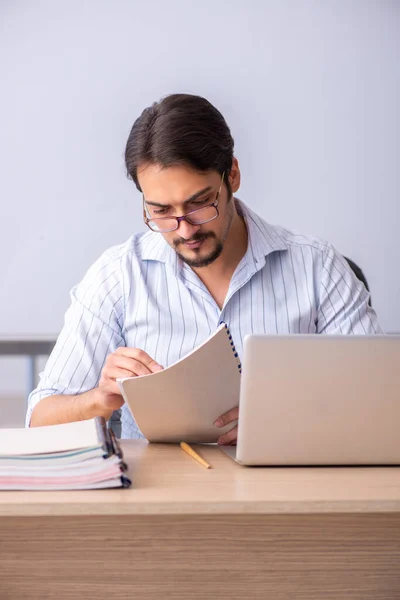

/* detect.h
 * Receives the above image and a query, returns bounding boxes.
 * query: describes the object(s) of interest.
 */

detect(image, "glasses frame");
[143,173,225,233]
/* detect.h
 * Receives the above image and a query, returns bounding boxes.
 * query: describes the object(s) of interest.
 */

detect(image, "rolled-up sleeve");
[26,251,125,426]
[317,245,382,334]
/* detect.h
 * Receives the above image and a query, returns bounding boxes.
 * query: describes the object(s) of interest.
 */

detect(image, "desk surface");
[1,440,400,517]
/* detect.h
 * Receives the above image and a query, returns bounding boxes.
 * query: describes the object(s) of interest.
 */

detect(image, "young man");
[27,94,381,442]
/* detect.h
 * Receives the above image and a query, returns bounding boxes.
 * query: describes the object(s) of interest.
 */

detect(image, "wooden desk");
[1,441,400,599]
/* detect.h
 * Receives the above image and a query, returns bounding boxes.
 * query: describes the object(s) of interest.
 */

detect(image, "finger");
[115,347,163,373]
[100,367,134,394]
[218,425,238,446]
[214,406,239,428]
[103,367,140,380]
[108,356,153,377]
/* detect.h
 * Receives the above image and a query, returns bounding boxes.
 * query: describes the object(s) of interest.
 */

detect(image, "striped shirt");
[26,200,381,438]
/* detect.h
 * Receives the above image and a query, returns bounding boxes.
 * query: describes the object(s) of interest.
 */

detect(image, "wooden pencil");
[180,441,211,469]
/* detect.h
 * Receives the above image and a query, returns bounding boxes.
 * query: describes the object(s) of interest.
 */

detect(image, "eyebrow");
[144,186,213,208]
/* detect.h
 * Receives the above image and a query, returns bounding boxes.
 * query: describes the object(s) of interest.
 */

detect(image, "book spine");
[221,322,242,373]
[120,474,132,488]
[94,416,113,457]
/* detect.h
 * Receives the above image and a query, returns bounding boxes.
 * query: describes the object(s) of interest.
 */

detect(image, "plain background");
[0,0,399,404]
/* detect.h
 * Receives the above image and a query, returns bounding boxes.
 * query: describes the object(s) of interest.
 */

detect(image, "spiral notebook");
[118,323,241,443]
[0,417,131,490]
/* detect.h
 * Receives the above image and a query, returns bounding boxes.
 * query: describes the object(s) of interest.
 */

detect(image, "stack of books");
[0,417,131,490]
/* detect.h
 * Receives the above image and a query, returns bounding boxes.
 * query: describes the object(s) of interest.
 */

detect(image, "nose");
[177,219,201,240]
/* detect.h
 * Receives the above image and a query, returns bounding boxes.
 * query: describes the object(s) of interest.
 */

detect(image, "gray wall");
[1,0,399,401]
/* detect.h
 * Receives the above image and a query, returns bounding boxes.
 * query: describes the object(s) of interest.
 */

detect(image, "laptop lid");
[235,335,400,466]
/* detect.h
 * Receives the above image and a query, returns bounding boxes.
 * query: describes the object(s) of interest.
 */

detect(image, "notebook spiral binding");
[221,322,242,373]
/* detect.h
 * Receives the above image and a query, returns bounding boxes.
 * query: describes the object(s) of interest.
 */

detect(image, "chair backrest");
[344,257,371,306]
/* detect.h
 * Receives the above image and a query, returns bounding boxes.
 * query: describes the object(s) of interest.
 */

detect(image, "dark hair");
[125,94,234,191]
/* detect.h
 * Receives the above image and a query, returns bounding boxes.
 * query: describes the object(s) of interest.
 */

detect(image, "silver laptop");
[221,335,400,466]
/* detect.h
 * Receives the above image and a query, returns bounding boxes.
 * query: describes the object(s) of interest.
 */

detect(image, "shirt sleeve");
[317,244,383,334]
[25,252,125,427]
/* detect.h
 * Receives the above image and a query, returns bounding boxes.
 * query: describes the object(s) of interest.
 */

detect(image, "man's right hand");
[95,347,164,417]
[30,347,163,428]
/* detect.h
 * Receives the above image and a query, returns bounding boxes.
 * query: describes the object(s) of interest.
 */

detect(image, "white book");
[0,418,103,456]
[118,323,241,443]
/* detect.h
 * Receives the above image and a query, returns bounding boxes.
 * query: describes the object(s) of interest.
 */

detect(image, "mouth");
[180,238,207,250]
[182,239,205,250]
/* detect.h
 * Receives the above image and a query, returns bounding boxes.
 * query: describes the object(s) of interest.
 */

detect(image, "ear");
[228,157,241,193]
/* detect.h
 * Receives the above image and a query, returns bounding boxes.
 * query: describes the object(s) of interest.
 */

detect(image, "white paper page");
[118,324,241,443]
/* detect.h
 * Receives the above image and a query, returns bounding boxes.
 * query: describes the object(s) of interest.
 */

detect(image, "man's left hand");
[214,406,239,445]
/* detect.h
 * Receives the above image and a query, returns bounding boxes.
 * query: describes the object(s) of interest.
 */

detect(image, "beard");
[172,232,224,268]
[171,190,235,268]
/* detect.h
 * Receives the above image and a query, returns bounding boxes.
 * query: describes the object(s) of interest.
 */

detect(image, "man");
[27,94,381,442]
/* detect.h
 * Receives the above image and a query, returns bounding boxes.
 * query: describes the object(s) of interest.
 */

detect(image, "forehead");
[138,163,220,205]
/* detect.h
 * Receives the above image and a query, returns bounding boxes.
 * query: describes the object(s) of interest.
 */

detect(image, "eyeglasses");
[143,173,225,233]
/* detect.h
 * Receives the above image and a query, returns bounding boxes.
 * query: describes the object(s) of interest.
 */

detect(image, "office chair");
[344,257,372,306]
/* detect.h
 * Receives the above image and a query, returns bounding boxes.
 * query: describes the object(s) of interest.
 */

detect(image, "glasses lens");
[147,218,178,233]
[186,205,218,225]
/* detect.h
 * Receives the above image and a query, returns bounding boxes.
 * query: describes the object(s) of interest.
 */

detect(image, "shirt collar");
[140,230,176,264]
[236,200,288,269]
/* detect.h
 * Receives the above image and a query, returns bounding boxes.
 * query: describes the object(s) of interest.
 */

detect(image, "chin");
[178,245,223,268]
